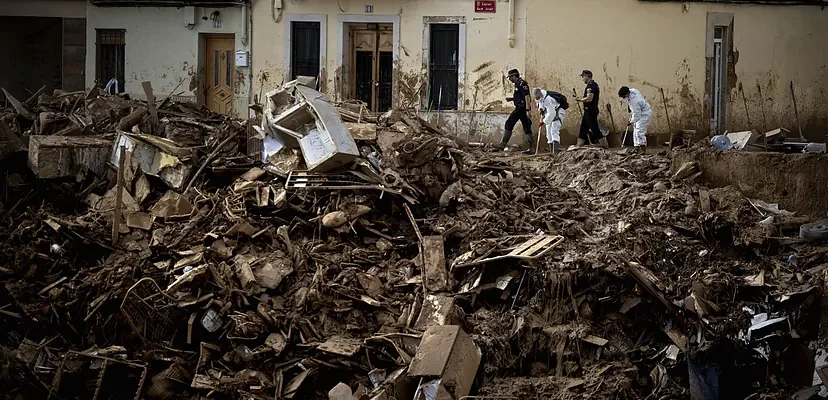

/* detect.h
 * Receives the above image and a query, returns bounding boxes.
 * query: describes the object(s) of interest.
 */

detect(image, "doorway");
[290,21,320,81]
[711,26,726,134]
[706,13,733,136]
[349,24,393,112]
[203,35,235,115]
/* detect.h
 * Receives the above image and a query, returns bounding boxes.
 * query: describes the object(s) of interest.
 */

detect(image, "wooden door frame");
[336,15,399,107]
[349,25,392,111]
[198,33,235,109]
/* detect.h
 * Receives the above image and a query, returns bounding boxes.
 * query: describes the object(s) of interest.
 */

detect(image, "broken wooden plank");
[2,88,35,120]
[422,236,448,292]
[142,81,158,132]
[619,257,672,309]
[118,107,148,132]
[112,146,126,246]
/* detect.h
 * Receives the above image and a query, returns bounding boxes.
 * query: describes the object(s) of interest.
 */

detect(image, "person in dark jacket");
[499,69,534,154]
[574,70,607,148]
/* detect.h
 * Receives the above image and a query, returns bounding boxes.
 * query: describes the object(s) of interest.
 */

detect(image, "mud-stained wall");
[526,0,828,144]
[85,5,251,117]
[251,0,527,117]
[672,149,828,216]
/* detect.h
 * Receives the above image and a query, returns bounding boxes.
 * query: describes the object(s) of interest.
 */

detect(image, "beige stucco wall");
[86,5,251,117]
[251,0,828,144]
[526,0,828,142]
[251,0,526,112]
[2,0,86,18]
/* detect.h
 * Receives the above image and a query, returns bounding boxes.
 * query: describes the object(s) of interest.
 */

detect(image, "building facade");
[0,0,87,101]
[251,0,828,144]
[85,0,252,117]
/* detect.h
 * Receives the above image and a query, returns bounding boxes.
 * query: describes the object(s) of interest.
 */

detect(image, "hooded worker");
[533,88,566,154]
[618,86,653,152]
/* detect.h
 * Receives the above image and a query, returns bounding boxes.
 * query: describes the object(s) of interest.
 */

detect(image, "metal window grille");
[354,51,374,109]
[290,21,320,80]
[428,24,459,110]
[378,52,393,112]
[96,29,126,93]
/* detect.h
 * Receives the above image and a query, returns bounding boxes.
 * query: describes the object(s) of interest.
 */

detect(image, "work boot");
[598,137,609,149]
[522,134,534,154]
[498,130,513,151]
[576,138,586,146]
[552,141,560,154]
[547,143,554,154]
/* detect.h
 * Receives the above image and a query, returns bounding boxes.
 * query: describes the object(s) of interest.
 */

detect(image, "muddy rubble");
[0,82,827,400]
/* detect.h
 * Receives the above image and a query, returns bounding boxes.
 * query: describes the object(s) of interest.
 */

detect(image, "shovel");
[621,125,630,147]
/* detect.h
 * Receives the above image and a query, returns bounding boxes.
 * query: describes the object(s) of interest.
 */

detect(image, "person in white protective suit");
[533,88,567,154]
[618,86,652,152]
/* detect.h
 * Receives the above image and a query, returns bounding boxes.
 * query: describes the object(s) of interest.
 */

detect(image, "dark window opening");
[354,51,374,110]
[290,21,320,81]
[428,24,459,111]
[96,29,125,93]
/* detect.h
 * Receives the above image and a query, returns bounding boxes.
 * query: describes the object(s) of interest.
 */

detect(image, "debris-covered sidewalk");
[0,79,827,400]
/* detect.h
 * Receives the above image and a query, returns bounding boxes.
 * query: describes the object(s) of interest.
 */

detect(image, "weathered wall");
[251,0,527,128]
[0,0,87,99]
[672,149,828,216]
[251,0,828,145]
[2,0,86,18]
[85,5,251,117]
[526,0,828,143]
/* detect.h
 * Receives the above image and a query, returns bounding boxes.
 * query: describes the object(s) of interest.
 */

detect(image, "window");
[428,24,460,110]
[290,21,320,80]
[96,29,125,93]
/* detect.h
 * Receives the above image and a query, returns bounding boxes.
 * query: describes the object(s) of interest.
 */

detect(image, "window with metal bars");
[96,29,125,93]
[428,24,459,111]
[290,21,320,81]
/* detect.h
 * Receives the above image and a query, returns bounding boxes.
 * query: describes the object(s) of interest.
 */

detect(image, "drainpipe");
[241,2,249,46]
[247,1,254,113]
[508,0,516,48]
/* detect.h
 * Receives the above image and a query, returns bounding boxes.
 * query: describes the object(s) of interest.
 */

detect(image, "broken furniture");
[261,80,360,172]
[28,135,112,179]
[452,235,564,268]
[409,325,481,400]
[120,278,185,344]
[49,351,147,400]
[112,131,193,191]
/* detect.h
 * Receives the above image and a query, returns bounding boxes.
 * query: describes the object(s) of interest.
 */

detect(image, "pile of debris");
[1,79,828,400]
[712,127,826,153]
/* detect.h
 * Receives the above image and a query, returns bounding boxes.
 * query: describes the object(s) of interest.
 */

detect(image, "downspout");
[241,1,249,46]
[246,1,254,114]
[508,0,516,48]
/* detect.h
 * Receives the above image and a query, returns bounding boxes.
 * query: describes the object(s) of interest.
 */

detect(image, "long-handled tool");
[790,81,803,138]
[622,124,630,147]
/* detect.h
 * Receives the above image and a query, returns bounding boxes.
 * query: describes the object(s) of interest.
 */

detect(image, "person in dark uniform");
[574,70,606,147]
[499,69,534,154]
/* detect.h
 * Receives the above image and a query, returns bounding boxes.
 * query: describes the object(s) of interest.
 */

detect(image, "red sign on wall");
[475,0,496,13]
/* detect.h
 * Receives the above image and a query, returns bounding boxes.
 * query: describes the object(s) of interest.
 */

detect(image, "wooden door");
[350,25,393,112]
[204,35,235,115]
[352,29,377,110]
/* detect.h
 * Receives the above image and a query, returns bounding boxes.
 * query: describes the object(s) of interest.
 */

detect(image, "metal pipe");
[241,2,249,46]
[508,0,516,48]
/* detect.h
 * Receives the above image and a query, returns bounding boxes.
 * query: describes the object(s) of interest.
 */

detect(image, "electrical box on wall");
[183,6,196,28]
[235,50,249,67]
